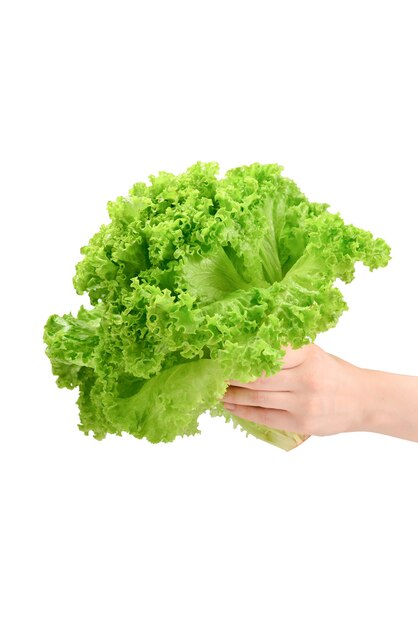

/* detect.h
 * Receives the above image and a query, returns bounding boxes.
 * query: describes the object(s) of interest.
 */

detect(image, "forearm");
[360,368,418,443]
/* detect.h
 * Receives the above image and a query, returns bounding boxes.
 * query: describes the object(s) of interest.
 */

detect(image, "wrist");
[357,367,389,434]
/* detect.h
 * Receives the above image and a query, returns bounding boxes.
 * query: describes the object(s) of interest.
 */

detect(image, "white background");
[1,1,418,624]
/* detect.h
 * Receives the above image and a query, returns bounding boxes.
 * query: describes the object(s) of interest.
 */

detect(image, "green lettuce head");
[44,162,390,450]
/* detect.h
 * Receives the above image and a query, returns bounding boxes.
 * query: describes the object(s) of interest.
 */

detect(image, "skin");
[221,343,418,444]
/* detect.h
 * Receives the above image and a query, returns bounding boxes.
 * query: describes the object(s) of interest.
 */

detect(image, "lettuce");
[44,162,390,450]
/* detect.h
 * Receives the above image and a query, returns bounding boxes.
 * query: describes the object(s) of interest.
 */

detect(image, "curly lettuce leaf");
[44,162,391,449]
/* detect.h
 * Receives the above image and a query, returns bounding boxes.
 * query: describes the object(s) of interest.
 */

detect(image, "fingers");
[228,367,297,391]
[221,343,318,435]
[223,386,295,411]
[222,402,297,432]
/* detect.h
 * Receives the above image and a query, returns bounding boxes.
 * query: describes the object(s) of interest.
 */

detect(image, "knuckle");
[255,377,270,390]
[307,372,322,393]
[302,357,324,392]
[306,394,323,416]
[252,390,267,406]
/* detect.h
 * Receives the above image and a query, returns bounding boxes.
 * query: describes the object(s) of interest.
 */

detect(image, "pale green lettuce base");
[210,402,310,451]
[234,417,310,451]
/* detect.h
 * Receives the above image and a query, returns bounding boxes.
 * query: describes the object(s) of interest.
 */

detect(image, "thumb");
[280,343,313,369]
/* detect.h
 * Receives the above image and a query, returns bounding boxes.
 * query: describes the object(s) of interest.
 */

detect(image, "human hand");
[221,343,369,437]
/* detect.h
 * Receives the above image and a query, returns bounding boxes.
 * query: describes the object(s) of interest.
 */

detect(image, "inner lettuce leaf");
[44,162,391,450]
